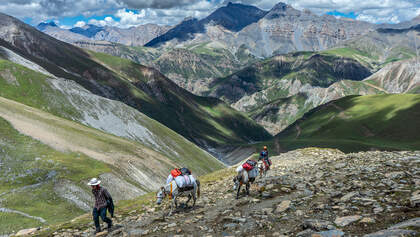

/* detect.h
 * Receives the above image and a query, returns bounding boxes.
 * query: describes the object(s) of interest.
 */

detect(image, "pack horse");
[157,175,201,216]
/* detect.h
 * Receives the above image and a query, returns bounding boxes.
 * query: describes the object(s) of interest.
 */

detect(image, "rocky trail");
[32,148,420,236]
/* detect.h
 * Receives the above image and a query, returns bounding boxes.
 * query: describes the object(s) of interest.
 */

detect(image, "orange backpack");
[171,168,182,178]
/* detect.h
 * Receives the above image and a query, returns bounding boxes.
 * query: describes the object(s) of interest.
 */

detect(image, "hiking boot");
[107,221,113,231]
[94,228,101,234]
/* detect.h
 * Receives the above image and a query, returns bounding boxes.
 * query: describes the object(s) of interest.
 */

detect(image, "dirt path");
[0,208,46,223]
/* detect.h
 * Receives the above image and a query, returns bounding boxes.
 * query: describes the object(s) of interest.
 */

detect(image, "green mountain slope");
[275,94,420,152]
[0,13,271,159]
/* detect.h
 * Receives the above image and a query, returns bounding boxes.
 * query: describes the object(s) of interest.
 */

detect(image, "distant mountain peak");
[36,21,58,31]
[203,1,267,31]
[181,16,198,23]
[265,2,300,19]
[271,2,289,11]
[69,24,104,38]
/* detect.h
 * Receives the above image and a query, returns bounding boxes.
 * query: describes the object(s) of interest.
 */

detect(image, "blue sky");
[326,11,357,20]
[4,0,420,29]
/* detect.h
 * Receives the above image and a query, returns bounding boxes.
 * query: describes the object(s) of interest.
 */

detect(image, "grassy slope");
[0,115,108,232]
[275,94,420,152]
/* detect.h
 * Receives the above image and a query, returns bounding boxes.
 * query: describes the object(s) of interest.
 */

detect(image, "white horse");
[156,179,200,216]
[233,168,258,199]
[258,160,269,178]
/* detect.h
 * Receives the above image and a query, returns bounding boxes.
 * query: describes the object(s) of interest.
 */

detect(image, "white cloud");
[230,0,420,24]
[60,25,73,29]
[0,0,419,27]
[74,21,86,28]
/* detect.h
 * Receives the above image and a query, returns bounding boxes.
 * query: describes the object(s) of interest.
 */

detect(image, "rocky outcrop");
[364,58,420,93]
[231,3,374,58]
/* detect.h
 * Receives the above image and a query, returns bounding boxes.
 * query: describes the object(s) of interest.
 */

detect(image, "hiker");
[88,178,113,234]
[259,146,272,170]
[166,167,192,184]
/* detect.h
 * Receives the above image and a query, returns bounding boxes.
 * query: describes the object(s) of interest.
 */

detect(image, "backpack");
[171,168,182,178]
[242,160,256,171]
[180,167,191,176]
[260,151,268,158]
[246,160,257,167]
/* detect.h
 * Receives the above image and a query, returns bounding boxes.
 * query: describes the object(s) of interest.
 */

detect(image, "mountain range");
[35,2,420,101]
[31,1,420,141]
[37,22,171,47]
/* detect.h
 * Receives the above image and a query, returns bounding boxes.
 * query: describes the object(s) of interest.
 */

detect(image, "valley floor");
[34,148,420,236]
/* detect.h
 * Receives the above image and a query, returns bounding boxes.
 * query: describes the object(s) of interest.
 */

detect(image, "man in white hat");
[88,178,113,233]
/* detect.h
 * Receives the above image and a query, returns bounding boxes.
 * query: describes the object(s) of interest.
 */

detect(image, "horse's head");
[156,187,166,205]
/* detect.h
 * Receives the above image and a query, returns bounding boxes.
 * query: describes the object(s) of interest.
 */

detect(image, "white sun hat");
[88,178,101,186]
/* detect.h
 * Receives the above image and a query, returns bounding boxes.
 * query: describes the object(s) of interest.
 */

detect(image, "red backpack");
[171,168,182,178]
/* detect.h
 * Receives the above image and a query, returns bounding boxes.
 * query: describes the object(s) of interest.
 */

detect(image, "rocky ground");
[23,148,420,236]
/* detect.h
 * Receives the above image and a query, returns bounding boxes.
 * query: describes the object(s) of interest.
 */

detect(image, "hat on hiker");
[88,178,101,186]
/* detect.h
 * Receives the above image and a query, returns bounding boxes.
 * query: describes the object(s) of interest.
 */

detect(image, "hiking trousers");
[93,207,112,229]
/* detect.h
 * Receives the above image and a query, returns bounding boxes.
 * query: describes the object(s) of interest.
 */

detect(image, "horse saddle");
[179,186,194,192]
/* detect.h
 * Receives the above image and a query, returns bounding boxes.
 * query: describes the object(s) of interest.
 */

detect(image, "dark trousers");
[93,207,112,229]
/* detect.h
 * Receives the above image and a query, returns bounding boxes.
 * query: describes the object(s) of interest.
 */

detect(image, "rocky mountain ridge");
[145,2,267,47]
[28,148,420,236]
[144,2,375,58]
[37,22,171,47]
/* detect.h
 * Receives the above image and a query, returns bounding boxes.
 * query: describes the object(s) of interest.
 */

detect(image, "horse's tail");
[196,179,201,199]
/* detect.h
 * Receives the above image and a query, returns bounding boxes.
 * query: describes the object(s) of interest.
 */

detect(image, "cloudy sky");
[1,0,419,28]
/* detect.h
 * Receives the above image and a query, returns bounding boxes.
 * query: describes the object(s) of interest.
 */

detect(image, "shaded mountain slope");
[0,13,271,159]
